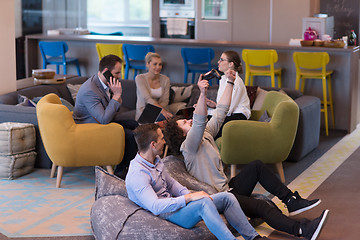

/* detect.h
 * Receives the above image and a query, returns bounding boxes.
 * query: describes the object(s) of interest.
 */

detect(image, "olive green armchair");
[216,91,299,183]
[36,93,125,188]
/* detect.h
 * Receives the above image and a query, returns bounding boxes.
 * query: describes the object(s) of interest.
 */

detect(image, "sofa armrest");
[0,104,37,124]
[0,92,20,105]
[249,110,262,121]
[287,95,321,161]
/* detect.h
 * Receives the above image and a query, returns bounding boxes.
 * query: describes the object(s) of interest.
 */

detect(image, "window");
[87,0,151,36]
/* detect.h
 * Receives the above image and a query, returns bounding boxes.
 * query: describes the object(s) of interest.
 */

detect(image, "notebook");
[176,106,195,119]
[137,103,163,124]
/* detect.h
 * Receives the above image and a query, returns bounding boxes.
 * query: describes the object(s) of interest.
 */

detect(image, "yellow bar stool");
[96,43,125,79]
[293,52,334,136]
[242,49,282,88]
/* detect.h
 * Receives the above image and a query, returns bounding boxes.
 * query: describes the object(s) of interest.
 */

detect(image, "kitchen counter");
[25,34,360,132]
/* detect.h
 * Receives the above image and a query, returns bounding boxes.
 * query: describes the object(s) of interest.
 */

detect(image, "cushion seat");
[0,122,36,179]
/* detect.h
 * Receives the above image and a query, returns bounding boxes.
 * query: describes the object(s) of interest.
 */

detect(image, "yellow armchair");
[36,93,125,188]
[216,91,299,183]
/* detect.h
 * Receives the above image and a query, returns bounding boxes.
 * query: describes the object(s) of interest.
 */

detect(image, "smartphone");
[103,70,113,83]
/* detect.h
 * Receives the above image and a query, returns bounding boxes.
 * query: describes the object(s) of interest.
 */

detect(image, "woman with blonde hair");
[135,52,173,121]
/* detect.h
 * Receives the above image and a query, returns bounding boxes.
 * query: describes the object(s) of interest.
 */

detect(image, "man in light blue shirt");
[125,125,268,238]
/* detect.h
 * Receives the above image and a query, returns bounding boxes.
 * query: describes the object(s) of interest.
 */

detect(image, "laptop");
[137,103,163,124]
[176,106,195,119]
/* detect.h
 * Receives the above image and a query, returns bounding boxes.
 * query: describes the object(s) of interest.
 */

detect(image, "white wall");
[0,1,16,94]
[233,0,270,42]
[196,0,311,43]
[272,0,310,42]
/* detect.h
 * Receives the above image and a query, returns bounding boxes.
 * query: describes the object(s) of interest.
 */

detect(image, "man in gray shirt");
[164,70,329,240]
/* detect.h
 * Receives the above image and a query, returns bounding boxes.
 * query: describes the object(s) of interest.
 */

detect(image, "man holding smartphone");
[73,54,138,179]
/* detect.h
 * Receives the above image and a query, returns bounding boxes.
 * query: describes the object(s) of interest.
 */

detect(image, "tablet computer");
[176,106,195,119]
[137,104,163,124]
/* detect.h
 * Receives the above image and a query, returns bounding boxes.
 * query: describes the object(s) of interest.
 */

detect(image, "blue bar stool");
[39,41,81,76]
[122,44,155,80]
[181,47,215,84]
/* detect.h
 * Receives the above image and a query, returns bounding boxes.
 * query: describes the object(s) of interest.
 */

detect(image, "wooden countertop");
[26,34,360,53]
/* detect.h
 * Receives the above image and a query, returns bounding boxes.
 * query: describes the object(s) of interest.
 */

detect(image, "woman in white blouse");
[135,52,173,121]
[207,50,251,138]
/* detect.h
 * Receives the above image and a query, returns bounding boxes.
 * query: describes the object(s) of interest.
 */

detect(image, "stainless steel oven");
[159,0,195,39]
[160,18,195,39]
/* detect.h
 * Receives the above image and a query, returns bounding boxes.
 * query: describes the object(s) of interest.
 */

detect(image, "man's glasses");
[219,58,228,62]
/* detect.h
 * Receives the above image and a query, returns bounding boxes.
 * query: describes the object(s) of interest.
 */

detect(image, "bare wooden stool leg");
[230,164,237,178]
[106,166,114,175]
[56,166,63,188]
[50,164,57,178]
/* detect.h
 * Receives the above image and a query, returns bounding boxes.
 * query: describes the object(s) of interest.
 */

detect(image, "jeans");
[229,160,299,235]
[165,192,258,240]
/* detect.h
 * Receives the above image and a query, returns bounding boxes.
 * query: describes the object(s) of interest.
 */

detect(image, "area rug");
[0,167,95,238]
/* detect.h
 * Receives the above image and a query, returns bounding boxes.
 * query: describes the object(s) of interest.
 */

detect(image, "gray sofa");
[0,78,320,168]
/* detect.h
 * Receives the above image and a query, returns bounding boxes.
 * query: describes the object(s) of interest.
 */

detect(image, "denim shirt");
[126,153,190,216]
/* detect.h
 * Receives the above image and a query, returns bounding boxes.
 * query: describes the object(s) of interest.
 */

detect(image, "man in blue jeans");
[125,123,269,240]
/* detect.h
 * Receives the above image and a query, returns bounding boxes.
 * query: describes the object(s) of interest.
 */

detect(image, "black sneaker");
[286,191,321,216]
[300,209,329,240]
[253,235,270,239]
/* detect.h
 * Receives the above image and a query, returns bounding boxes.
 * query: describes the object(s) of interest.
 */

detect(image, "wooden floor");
[269,143,360,239]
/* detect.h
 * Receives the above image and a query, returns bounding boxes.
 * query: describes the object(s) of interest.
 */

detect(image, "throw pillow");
[167,102,187,114]
[17,95,36,107]
[187,85,217,107]
[67,84,82,102]
[279,89,288,95]
[259,110,271,122]
[246,86,258,109]
[32,96,74,111]
[94,166,127,201]
[252,87,268,110]
[169,85,194,104]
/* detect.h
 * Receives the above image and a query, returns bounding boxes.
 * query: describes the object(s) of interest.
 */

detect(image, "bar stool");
[96,43,125,79]
[293,51,334,136]
[242,49,282,87]
[181,47,215,84]
[122,44,155,80]
[39,41,81,76]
